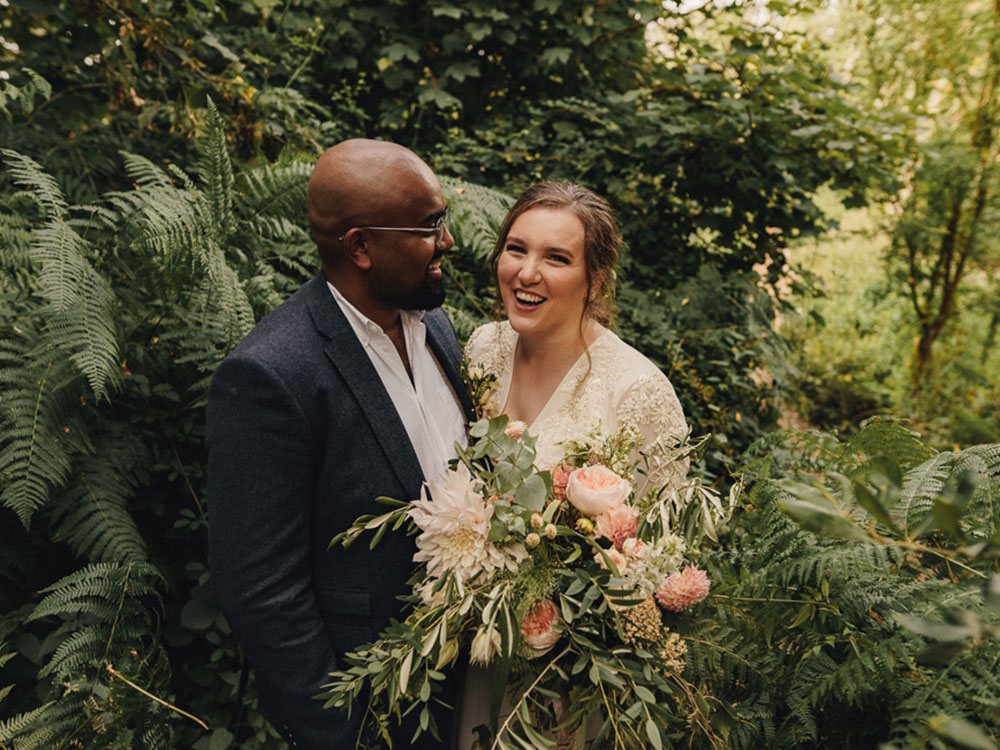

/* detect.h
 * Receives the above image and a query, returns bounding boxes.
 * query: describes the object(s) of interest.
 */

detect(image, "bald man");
[207,140,475,749]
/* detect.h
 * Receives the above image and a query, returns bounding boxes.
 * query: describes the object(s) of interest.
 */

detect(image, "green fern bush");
[0,104,317,748]
[686,419,1000,749]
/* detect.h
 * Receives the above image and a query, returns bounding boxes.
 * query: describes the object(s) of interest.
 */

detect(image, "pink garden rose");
[595,504,640,551]
[655,566,711,612]
[566,465,631,516]
[521,599,561,655]
[593,545,628,573]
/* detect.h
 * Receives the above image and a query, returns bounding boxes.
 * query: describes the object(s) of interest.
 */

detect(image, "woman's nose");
[518,256,541,284]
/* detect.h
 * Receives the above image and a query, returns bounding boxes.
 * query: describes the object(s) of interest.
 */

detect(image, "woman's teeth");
[515,291,544,305]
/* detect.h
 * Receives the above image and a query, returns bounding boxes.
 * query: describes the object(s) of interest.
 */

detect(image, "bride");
[458,181,689,747]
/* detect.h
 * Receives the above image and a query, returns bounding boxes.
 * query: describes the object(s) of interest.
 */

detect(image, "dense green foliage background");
[1,0,998,748]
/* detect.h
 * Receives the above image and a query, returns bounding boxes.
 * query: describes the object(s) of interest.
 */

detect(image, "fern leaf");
[442,176,513,262]
[19,163,121,398]
[0,342,79,525]
[1,149,67,218]
[198,99,235,238]
[46,439,148,565]
[892,452,956,530]
[28,561,162,622]
[0,701,58,744]
[120,151,175,189]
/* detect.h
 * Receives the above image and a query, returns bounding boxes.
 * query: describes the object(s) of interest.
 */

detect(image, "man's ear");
[343,228,373,271]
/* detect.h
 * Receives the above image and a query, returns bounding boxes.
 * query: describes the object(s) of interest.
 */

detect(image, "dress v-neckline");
[499,328,610,430]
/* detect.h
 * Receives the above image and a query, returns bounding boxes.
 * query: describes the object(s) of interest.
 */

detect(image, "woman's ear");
[343,228,373,270]
[589,271,608,302]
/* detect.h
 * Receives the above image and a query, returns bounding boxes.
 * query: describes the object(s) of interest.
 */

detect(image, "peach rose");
[521,599,561,655]
[566,465,631,517]
[593,545,628,574]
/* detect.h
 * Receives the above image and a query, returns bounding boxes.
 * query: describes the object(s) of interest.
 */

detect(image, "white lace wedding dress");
[455,321,689,749]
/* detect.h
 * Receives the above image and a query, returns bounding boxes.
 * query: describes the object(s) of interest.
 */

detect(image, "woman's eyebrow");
[506,234,574,255]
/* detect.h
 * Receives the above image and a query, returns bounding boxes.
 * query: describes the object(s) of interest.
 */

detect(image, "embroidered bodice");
[465,321,689,494]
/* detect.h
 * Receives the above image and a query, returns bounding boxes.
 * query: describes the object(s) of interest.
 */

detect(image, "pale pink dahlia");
[551,463,574,501]
[595,504,639,552]
[655,566,710,612]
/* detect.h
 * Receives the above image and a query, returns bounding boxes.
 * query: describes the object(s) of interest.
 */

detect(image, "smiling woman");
[459,181,692,745]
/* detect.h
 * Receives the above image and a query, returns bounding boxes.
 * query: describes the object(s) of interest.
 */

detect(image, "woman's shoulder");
[593,331,687,433]
[465,320,516,375]
[591,329,669,383]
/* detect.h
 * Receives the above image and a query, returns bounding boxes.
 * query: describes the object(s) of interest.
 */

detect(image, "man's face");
[366,170,454,312]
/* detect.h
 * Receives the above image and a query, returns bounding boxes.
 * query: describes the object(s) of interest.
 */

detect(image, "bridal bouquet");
[323,416,715,750]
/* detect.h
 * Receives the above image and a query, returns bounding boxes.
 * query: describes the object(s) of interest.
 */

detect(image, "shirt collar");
[327,281,425,346]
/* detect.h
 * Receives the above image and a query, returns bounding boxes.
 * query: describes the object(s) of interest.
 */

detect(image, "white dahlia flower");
[409,464,527,583]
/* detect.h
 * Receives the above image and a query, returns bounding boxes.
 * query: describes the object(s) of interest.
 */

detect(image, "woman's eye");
[548,254,570,264]
[505,244,526,254]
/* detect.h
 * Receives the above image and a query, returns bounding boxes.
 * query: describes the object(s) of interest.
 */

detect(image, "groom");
[206,139,475,749]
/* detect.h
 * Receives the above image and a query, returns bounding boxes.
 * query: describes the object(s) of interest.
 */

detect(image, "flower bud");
[576,518,595,535]
[530,512,544,529]
[526,532,541,548]
[544,523,557,539]
[505,420,528,440]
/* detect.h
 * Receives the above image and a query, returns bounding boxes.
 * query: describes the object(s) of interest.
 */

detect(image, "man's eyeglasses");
[339,208,450,245]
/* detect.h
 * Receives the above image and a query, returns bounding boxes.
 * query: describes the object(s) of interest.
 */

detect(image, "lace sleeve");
[464,322,514,379]
[616,372,690,497]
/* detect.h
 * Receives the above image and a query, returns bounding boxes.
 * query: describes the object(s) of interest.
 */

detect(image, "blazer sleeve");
[206,353,351,749]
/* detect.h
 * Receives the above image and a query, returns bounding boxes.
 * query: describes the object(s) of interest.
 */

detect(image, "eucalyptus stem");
[105,665,209,730]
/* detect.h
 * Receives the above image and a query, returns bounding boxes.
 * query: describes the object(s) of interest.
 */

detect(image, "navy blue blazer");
[207,273,475,748]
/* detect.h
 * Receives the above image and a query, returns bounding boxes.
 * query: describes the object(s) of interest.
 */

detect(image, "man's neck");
[324,272,402,334]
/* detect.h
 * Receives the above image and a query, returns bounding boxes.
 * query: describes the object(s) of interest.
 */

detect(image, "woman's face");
[497,206,592,341]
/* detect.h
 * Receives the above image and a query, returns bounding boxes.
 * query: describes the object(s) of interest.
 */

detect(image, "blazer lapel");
[304,275,425,498]
[425,312,477,423]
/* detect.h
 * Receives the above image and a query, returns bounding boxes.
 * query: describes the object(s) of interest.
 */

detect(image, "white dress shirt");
[327,282,467,483]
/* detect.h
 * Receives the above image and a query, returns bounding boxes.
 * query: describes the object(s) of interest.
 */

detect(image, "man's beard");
[399,275,445,311]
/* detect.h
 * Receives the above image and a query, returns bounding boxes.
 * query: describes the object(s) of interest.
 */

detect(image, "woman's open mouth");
[514,290,545,306]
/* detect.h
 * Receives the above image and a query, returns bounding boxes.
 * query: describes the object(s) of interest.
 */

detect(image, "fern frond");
[1,149,67,218]
[120,151,175,190]
[0,341,81,525]
[442,176,513,262]
[28,561,162,622]
[237,159,311,226]
[0,700,58,744]
[839,417,935,476]
[24,181,121,399]
[198,100,235,239]
[47,439,149,565]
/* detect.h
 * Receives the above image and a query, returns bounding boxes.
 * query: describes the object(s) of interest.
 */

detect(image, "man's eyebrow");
[421,207,448,224]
